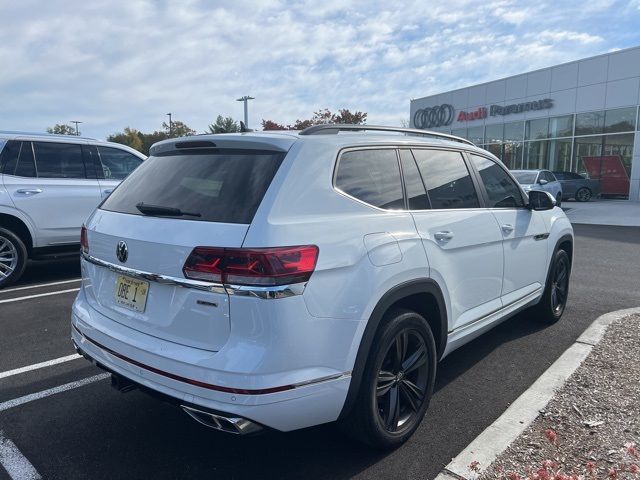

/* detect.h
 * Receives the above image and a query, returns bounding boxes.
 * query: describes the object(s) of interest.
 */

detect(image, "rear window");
[100,149,285,224]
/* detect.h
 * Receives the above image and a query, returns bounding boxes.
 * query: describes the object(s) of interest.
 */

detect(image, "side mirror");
[538,178,548,185]
[527,190,556,211]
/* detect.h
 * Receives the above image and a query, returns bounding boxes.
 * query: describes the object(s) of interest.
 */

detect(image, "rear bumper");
[71,289,353,432]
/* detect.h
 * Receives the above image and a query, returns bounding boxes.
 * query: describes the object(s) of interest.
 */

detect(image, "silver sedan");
[511,169,564,206]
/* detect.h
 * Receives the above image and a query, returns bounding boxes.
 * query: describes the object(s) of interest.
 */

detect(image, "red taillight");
[183,246,319,286]
[80,225,89,254]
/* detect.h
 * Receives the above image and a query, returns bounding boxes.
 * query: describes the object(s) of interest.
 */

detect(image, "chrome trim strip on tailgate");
[81,252,306,298]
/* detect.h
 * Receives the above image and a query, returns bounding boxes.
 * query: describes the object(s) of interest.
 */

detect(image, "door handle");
[501,224,514,234]
[16,188,43,195]
[434,231,454,242]
[103,189,114,195]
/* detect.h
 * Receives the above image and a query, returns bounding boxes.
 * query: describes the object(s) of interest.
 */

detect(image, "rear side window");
[97,146,143,180]
[0,141,36,177]
[412,149,479,209]
[470,155,524,208]
[100,149,284,224]
[32,142,85,178]
[335,149,404,209]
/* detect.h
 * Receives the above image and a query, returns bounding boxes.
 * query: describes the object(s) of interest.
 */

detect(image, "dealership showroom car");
[72,125,573,448]
[511,169,564,206]
[553,171,601,202]
[0,132,145,287]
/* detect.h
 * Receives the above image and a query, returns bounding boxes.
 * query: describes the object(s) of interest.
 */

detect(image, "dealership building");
[410,46,640,201]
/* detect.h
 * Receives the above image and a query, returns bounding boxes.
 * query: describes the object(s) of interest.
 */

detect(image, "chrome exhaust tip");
[181,405,263,435]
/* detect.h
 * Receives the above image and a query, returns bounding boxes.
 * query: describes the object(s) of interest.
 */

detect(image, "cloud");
[0,0,638,138]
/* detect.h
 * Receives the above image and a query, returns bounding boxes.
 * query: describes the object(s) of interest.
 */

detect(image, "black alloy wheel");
[551,253,569,315]
[340,308,436,449]
[376,329,429,433]
[575,187,592,202]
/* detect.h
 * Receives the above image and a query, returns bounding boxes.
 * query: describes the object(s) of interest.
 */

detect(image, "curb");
[434,307,640,480]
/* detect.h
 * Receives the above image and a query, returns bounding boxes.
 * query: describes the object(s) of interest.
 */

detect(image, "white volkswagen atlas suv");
[72,125,573,448]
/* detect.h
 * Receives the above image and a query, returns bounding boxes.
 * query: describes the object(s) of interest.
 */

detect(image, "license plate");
[114,275,149,313]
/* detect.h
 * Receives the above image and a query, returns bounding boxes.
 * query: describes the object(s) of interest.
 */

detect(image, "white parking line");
[0,279,81,294]
[0,354,82,381]
[0,431,42,480]
[0,373,109,413]
[0,288,80,305]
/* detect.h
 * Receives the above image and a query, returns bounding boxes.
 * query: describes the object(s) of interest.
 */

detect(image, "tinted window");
[470,155,524,208]
[399,150,429,210]
[101,149,284,224]
[553,172,568,180]
[32,142,85,178]
[412,149,479,209]
[1,140,21,175]
[15,141,36,177]
[97,146,143,180]
[335,149,404,209]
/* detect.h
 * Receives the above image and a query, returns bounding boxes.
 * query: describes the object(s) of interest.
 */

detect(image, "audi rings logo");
[413,104,455,129]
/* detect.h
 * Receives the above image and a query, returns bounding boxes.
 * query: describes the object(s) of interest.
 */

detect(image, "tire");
[555,193,562,207]
[575,187,592,202]
[0,227,28,289]
[533,249,570,324]
[340,308,437,449]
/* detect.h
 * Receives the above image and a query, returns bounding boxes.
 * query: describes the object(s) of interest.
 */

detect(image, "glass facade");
[447,107,639,198]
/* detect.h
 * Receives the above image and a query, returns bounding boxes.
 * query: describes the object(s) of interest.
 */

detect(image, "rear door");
[83,146,285,351]
[468,154,547,305]
[2,140,102,246]
[405,148,504,331]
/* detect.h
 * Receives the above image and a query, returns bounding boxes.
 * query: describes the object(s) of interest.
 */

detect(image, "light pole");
[236,96,254,128]
[70,120,82,136]
[166,112,172,137]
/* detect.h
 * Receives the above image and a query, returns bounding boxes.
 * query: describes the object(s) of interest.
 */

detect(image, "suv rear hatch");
[82,141,288,351]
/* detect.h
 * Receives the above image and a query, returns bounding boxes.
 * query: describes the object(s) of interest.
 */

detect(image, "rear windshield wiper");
[135,202,201,218]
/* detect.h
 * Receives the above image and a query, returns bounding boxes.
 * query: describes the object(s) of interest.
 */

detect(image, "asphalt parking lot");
[1,223,639,480]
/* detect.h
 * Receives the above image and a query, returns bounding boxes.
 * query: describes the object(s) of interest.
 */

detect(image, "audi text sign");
[414,98,554,128]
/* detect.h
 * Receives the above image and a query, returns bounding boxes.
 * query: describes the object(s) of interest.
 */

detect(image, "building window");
[485,124,503,144]
[524,140,548,169]
[525,118,549,140]
[575,111,605,135]
[548,139,572,172]
[504,121,524,143]
[549,115,574,138]
[604,107,636,133]
[467,126,484,144]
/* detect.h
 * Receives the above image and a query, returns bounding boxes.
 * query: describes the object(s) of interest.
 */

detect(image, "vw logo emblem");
[116,241,128,263]
[413,104,455,129]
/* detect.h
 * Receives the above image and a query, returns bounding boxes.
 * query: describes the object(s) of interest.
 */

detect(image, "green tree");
[47,124,77,135]
[140,131,169,155]
[262,108,367,131]
[107,127,144,152]
[163,120,196,137]
[207,115,240,134]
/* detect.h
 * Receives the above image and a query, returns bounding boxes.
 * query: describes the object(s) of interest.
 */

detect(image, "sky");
[1,0,639,140]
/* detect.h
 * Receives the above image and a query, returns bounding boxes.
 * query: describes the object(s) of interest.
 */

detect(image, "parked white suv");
[72,125,573,448]
[0,132,145,287]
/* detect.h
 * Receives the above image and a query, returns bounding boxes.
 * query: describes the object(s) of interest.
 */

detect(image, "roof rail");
[298,124,475,146]
[0,130,97,141]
